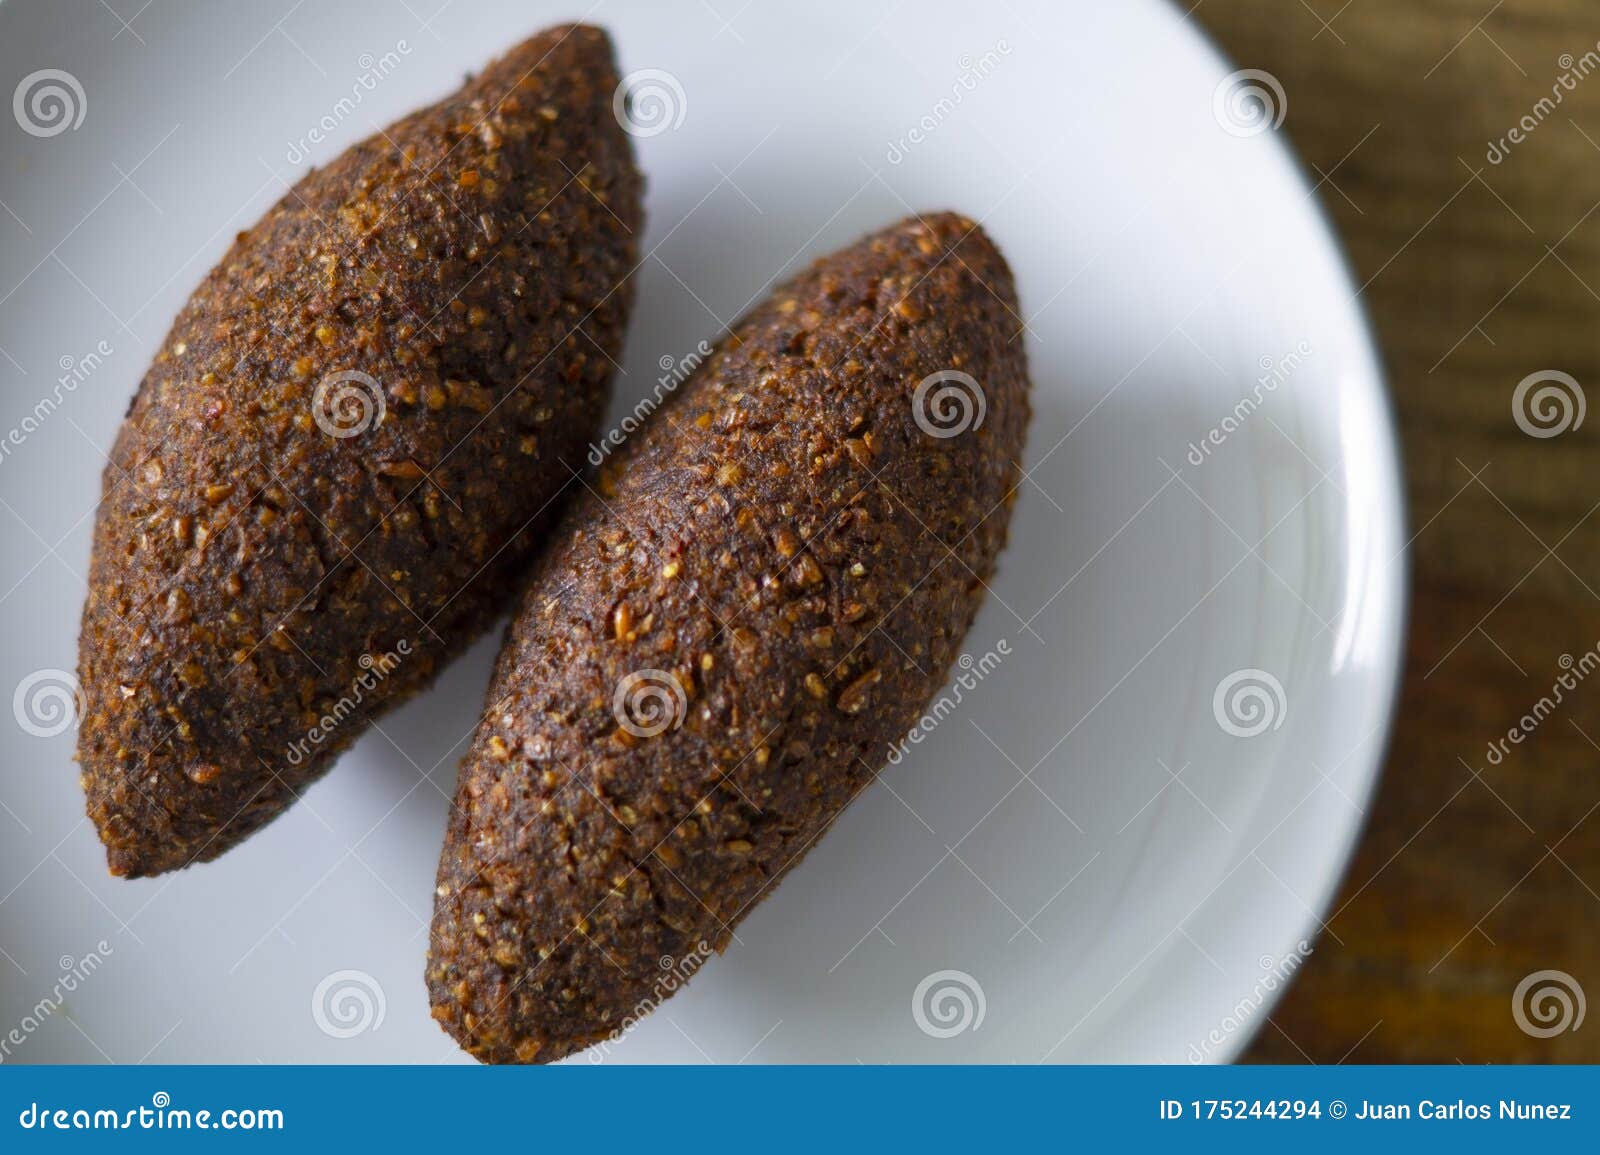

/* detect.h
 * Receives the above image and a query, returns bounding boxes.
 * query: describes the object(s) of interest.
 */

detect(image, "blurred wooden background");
[1194,0,1600,1061]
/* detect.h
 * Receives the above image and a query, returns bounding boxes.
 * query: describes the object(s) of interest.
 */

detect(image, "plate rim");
[1175,7,1410,1064]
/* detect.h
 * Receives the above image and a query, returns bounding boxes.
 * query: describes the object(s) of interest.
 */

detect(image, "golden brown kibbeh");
[76,25,643,878]
[427,213,1031,1063]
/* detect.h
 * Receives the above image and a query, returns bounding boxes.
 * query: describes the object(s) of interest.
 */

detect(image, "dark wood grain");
[1192,0,1600,1063]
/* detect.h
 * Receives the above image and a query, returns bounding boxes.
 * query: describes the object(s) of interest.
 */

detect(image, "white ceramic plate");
[0,0,1404,1063]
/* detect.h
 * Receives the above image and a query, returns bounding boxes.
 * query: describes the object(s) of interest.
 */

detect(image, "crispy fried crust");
[427,213,1031,1063]
[76,25,642,878]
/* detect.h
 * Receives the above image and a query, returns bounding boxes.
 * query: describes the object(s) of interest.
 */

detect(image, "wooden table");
[1192,0,1600,1062]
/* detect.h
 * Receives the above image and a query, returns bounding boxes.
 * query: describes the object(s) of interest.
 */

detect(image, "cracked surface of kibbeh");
[428,213,1031,1063]
[76,24,642,878]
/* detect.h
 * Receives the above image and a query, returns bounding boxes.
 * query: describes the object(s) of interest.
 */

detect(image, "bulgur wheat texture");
[76,24,642,877]
[428,212,1031,1063]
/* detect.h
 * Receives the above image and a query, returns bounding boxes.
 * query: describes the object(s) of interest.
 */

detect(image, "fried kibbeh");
[76,24,643,878]
[427,213,1031,1063]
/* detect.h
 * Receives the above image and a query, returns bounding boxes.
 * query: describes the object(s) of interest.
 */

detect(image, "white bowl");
[0,0,1404,1063]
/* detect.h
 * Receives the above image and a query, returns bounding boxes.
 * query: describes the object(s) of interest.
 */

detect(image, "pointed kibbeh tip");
[76,24,643,878]
[427,213,1032,1063]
